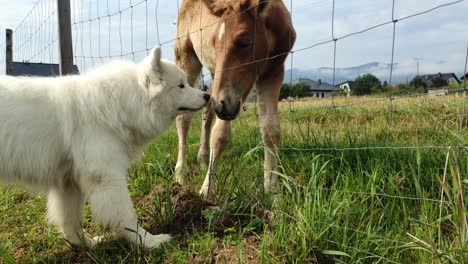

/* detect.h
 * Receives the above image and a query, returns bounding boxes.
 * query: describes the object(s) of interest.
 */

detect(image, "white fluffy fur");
[0,47,209,249]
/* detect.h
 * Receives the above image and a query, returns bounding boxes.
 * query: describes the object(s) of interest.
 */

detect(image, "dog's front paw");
[91,235,105,245]
[143,233,172,249]
[82,236,95,248]
[65,230,101,249]
[82,234,107,248]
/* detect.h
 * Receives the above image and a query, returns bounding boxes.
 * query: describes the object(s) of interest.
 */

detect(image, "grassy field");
[1,93,467,263]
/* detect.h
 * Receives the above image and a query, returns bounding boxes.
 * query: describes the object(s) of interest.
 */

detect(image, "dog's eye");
[178,84,185,88]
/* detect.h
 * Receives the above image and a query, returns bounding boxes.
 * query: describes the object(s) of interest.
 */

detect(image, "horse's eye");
[179,84,185,88]
[235,39,250,50]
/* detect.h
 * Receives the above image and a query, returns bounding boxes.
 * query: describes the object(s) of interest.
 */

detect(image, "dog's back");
[0,63,140,191]
[0,76,72,190]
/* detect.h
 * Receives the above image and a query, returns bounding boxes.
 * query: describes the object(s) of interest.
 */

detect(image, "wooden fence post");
[6,29,13,75]
[57,0,74,75]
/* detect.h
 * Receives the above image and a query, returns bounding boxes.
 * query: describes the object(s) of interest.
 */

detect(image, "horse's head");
[204,0,271,120]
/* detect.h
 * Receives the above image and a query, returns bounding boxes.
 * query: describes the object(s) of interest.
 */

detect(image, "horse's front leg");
[256,75,283,195]
[175,113,193,184]
[174,42,202,185]
[198,98,215,167]
[199,118,231,203]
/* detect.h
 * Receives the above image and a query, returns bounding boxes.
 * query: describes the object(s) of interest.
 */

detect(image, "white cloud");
[0,0,36,33]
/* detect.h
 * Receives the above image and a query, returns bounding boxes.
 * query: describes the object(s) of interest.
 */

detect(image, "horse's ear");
[241,0,270,16]
[256,0,269,14]
[202,0,226,17]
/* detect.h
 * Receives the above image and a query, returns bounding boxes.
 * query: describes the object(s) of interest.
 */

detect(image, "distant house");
[461,73,468,81]
[419,72,460,87]
[335,81,353,96]
[427,89,448,96]
[293,78,340,98]
[9,62,79,77]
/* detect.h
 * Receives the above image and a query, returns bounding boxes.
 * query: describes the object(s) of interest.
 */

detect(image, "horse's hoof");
[174,165,188,185]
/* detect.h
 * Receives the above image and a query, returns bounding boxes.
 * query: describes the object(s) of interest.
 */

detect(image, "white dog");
[0,47,210,249]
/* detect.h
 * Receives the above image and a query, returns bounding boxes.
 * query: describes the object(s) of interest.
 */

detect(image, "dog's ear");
[149,46,162,72]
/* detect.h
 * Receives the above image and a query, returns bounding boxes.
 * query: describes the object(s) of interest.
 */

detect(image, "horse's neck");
[188,7,219,70]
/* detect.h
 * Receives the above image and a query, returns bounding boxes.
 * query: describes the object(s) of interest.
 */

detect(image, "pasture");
[1,94,467,263]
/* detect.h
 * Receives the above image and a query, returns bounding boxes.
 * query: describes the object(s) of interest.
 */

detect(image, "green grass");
[1,94,467,263]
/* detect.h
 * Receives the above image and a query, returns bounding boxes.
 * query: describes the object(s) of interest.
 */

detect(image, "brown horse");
[174,0,296,202]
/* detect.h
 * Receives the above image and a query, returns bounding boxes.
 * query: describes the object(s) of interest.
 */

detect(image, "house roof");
[11,62,79,77]
[461,73,468,80]
[293,78,339,91]
[419,72,460,84]
[335,80,354,87]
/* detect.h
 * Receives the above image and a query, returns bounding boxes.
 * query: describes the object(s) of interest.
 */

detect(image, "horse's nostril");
[219,100,226,111]
[215,101,224,113]
[203,93,210,102]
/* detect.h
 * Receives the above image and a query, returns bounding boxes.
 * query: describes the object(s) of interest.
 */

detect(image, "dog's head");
[140,47,210,115]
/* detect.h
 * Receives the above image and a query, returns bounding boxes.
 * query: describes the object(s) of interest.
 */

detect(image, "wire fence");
[0,41,4,75]
[12,0,58,66]
[1,0,467,262]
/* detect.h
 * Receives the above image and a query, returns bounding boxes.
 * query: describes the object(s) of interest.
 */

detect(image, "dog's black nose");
[203,93,210,102]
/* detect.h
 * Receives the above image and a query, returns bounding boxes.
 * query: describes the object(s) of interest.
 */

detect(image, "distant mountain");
[202,61,460,85]
[284,62,414,84]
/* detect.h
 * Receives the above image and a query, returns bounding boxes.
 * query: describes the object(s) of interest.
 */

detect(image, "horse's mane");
[210,0,248,13]
[205,0,269,15]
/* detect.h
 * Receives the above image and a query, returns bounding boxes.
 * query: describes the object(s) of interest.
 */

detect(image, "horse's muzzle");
[213,99,241,121]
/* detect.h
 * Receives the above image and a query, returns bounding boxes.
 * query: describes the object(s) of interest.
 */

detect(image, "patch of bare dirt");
[131,183,289,263]
[133,183,236,235]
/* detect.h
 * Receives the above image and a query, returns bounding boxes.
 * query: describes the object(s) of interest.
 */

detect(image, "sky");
[0,0,467,81]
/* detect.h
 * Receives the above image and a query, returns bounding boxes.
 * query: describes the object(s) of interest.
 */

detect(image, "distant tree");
[448,81,459,90]
[392,83,411,95]
[280,83,292,100]
[353,74,382,95]
[410,76,427,88]
[292,82,310,97]
[371,83,383,94]
[431,76,448,88]
[410,76,428,92]
[381,81,389,93]
[279,82,310,100]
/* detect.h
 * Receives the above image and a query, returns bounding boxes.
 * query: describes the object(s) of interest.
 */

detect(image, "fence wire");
[12,0,58,65]
[0,41,5,74]
[1,0,467,262]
